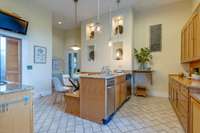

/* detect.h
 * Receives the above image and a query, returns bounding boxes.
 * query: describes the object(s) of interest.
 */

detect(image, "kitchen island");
[0,83,33,133]
[79,72,132,124]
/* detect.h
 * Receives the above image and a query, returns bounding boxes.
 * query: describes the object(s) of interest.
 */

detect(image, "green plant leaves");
[134,47,152,64]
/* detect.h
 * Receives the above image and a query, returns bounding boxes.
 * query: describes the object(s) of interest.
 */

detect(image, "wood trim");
[0,9,21,18]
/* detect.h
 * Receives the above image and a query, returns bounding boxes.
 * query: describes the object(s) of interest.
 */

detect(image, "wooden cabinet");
[169,75,200,133]
[190,96,200,133]
[80,78,105,123]
[0,91,33,133]
[169,76,189,132]
[115,75,128,110]
[181,7,200,63]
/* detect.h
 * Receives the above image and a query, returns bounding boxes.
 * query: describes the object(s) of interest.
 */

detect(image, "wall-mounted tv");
[0,11,28,35]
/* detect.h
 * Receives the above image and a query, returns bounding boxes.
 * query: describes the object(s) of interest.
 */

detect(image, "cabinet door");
[193,13,200,58]
[188,21,194,59]
[183,27,189,61]
[11,94,33,133]
[0,95,14,133]
[0,92,33,133]
[181,31,185,62]
[115,84,121,110]
[191,98,200,133]
[120,81,127,105]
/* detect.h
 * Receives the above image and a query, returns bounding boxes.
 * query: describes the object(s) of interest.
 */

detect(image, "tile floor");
[34,96,184,133]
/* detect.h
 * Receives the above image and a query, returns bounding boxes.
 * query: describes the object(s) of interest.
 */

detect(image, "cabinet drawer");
[115,76,125,84]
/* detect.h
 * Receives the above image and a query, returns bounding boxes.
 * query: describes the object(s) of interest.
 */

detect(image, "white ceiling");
[33,0,185,30]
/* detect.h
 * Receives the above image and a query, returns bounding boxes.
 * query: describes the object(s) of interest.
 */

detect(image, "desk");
[64,91,80,116]
[133,70,153,97]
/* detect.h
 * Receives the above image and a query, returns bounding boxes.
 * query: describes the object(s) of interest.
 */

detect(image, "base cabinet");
[115,76,128,110]
[0,91,33,133]
[169,75,200,133]
[169,77,189,132]
[190,97,200,133]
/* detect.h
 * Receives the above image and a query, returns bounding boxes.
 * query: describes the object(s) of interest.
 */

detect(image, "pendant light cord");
[74,0,78,25]
[109,8,112,39]
[97,0,100,21]
[117,0,120,9]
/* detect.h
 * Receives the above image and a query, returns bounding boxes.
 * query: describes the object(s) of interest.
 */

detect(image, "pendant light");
[108,8,112,47]
[71,0,80,51]
[95,0,102,33]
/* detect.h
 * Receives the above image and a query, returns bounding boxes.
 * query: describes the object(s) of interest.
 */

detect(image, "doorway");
[67,51,79,77]
[0,36,21,83]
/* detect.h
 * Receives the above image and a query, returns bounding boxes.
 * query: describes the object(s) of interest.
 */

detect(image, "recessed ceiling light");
[58,21,62,25]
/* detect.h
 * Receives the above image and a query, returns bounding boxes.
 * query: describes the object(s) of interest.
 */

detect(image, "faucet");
[101,66,112,75]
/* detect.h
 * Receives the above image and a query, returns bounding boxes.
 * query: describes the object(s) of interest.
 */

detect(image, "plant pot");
[139,63,147,70]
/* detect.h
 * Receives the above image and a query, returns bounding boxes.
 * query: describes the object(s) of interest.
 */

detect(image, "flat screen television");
[0,11,28,35]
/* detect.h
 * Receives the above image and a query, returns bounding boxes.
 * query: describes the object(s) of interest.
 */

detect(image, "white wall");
[134,1,192,97]
[81,8,134,72]
[193,0,200,11]
[0,0,53,97]
[53,27,65,60]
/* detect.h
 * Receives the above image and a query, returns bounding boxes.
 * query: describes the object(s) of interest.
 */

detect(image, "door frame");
[0,34,22,83]
[65,49,80,76]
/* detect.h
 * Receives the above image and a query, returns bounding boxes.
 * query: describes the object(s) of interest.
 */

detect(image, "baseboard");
[148,90,168,98]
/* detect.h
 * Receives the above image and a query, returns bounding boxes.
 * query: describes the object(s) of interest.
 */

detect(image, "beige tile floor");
[34,95,184,133]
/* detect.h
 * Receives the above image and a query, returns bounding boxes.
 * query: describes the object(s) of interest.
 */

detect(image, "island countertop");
[0,83,33,95]
[79,72,131,79]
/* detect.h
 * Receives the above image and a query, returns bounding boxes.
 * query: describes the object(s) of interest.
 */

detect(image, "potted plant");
[134,47,152,70]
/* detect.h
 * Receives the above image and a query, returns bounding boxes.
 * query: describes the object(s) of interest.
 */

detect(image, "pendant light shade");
[71,45,80,51]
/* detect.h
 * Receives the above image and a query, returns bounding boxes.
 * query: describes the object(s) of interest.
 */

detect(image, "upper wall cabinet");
[181,5,200,63]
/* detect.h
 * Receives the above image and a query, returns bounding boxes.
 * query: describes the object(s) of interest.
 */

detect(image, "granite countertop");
[0,83,33,95]
[170,75,200,89]
[80,72,130,79]
[191,93,200,103]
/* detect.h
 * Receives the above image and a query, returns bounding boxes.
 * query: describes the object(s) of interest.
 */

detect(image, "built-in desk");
[64,91,80,116]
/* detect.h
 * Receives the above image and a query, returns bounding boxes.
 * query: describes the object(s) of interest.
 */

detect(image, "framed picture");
[34,46,47,64]
[150,24,162,52]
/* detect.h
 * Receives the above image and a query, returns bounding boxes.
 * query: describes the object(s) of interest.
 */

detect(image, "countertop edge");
[0,84,33,95]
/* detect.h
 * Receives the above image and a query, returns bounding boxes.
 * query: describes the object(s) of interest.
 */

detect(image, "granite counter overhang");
[191,93,200,103]
[0,84,33,95]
